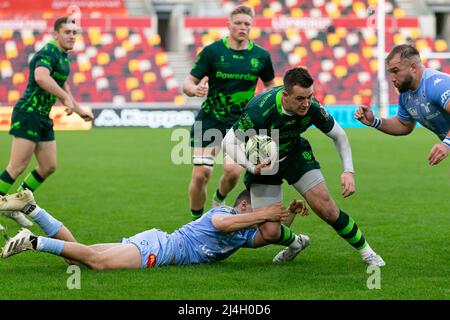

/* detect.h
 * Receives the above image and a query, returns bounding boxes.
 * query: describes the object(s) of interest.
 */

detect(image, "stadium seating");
[221,0,404,18]
[187,25,450,105]
[0,27,180,104]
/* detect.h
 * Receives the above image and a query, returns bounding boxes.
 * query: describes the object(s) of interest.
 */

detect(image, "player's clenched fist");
[354,105,375,126]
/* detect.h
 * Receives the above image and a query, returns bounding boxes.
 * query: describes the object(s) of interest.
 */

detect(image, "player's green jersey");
[190,37,274,126]
[15,40,71,118]
[234,86,335,158]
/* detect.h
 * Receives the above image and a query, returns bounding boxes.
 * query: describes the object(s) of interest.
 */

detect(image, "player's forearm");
[222,128,256,173]
[325,122,354,173]
[36,76,70,101]
[212,212,266,233]
[64,84,81,111]
[183,78,198,97]
[375,117,414,136]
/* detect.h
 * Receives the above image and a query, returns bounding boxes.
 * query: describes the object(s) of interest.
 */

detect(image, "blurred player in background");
[354,44,450,166]
[0,190,310,270]
[0,17,93,230]
[183,5,275,220]
[223,67,385,266]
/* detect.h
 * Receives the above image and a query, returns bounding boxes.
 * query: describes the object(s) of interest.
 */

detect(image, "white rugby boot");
[363,253,386,267]
[1,228,35,258]
[1,211,33,227]
[273,234,310,263]
[0,190,36,213]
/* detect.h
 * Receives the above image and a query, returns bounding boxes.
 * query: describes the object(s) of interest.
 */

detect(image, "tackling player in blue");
[354,44,450,165]
[0,190,310,269]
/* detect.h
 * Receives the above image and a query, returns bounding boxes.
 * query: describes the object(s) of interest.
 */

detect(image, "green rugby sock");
[213,189,226,202]
[330,210,368,250]
[18,169,45,192]
[191,208,204,221]
[0,170,15,196]
[275,224,296,246]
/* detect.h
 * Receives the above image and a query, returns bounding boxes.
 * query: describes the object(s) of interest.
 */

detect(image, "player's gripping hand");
[195,76,209,97]
[354,105,375,126]
[62,97,75,116]
[341,172,355,198]
[287,199,309,216]
[76,107,94,122]
[262,202,289,222]
[428,143,449,165]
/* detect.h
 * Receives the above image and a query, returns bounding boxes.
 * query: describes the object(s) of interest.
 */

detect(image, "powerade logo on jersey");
[216,71,257,81]
[440,89,450,105]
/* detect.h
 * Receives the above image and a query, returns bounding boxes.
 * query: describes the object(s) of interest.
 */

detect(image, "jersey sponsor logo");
[440,89,450,105]
[232,54,244,59]
[215,71,257,81]
[433,78,443,86]
[146,253,157,268]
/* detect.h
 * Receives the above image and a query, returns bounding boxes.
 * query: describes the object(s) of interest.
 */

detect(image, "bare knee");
[38,165,57,178]
[259,225,281,243]
[222,166,241,184]
[313,198,339,223]
[6,163,28,178]
[191,167,212,187]
[85,253,107,270]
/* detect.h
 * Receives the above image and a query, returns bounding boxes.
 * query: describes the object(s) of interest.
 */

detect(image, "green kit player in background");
[183,5,275,220]
[223,67,385,266]
[0,17,93,230]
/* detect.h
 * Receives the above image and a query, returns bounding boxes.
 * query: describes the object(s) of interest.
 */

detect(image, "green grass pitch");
[0,127,448,299]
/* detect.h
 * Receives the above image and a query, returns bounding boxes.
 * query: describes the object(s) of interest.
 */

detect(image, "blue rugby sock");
[36,236,65,255]
[29,208,63,238]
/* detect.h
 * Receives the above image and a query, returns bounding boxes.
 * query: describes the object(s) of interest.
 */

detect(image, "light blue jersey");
[397,68,450,139]
[122,206,258,269]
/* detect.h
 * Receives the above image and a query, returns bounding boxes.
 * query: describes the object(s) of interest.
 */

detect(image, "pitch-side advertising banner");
[0,106,92,131]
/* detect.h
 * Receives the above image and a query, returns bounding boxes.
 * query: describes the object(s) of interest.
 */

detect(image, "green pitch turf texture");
[0,127,448,300]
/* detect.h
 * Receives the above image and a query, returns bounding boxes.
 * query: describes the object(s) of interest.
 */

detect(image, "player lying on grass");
[0,190,310,270]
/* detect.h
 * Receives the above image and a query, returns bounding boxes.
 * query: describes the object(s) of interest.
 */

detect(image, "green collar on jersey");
[275,87,284,115]
[222,37,254,51]
[48,40,67,54]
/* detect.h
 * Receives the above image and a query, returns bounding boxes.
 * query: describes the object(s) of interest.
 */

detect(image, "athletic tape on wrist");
[443,137,450,148]
[370,118,382,129]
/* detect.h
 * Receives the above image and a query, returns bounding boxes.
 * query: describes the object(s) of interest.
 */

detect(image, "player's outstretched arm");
[35,67,74,112]
[63,83,93,121]
[354,105,415,135]
[211,202,288,233]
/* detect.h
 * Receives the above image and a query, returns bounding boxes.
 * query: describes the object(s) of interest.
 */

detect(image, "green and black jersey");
[234,86,335,158]
[190,37,274,126]
[15,40,71,118]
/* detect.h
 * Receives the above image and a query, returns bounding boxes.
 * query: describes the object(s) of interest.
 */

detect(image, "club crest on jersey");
[251,58,260,69]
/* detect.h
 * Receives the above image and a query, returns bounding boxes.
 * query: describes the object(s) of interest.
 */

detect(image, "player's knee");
[315,201,339,223]
[86,254,107,270]
[191,168,211,186]
[42,164,57,176]
[6,163,27,178]
[222,166,241,183]
[260,227,281,243]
